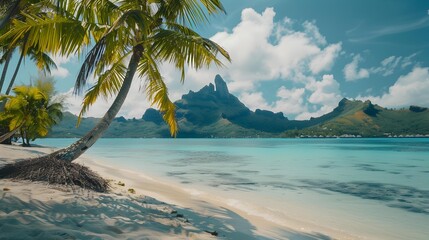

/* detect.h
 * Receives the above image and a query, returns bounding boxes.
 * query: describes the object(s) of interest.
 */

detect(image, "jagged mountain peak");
[338,97,351,105]
[214,74,229,98]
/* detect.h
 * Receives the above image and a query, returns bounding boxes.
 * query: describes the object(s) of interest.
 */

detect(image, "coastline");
[0,144,343,240]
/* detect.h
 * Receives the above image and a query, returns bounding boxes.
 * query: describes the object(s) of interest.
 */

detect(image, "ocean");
[36,138,429,239]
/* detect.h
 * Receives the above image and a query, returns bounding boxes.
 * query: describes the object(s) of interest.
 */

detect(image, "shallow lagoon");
[37,138,429,239]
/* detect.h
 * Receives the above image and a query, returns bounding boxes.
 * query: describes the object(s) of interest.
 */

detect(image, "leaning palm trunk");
[5,50,24,95]
[0,52,12,93]
[42,47,142,162]
[0,126,20,143]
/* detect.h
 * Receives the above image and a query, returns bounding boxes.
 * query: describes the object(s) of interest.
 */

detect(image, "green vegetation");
[282,99,429,138]
[0,77,63,146]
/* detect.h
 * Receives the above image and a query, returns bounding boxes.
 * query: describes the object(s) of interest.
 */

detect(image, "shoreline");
[1,144,355,239]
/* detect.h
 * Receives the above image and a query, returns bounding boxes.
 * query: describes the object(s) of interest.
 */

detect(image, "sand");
[0,144,342,240]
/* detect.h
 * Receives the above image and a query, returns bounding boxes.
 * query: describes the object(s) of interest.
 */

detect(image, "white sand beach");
[0,144,360,240]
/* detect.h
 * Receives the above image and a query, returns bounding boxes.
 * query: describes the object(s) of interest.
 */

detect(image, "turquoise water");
[36,138,429,239]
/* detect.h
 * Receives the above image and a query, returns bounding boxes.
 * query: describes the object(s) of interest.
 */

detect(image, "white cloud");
[307,74,341,106]
[50,54,76,65]
[370,55,402,76]
[208,7,342,91]
[273,17,294,40]
[240,92,272,111]
[360,67,429,108]
[238,75,342,120]
[51,66,70,78]
[343,54,370,81]
[381,56,398,66]
[368,53,417,77]
[302,21,327,45]
[273,87,307,115]
[401,53,417,68]
[296,74,342,119]
[240,87,308,116]
[309,43,342,74]
[49,54,77,79]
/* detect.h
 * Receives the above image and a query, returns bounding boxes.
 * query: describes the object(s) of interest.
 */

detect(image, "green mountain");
[49,75,429,138]
[285,99,429,137]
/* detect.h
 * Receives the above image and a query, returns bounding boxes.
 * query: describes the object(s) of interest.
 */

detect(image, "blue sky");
[3,0,429,119]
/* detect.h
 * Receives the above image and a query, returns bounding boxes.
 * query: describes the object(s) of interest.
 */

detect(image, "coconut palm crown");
[0,80,63,146]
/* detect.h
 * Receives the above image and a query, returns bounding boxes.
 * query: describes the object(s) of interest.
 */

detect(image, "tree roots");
[0,157,109,192]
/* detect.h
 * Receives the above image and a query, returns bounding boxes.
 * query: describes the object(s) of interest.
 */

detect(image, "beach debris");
[170,210,177,214]
[176,213,184,218]
[128,188,136,194]
[117,181,125,186]
[0,157,109,192]
[205,230,218,236]
[3,187,10,191]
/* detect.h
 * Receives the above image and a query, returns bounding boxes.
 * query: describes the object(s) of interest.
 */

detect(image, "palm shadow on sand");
[0,189,332,240]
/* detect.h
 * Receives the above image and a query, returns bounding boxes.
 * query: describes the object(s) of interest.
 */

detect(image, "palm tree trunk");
[24,133,31,147]
[5,50,24,95]
[20,129,26,146]
[0,51,12,93]
[0,126,20,144]
[43,46,143,162]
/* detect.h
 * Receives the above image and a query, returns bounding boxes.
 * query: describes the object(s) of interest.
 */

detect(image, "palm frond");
[75,7,152,95]
[0,12,89,57]
[47,102,63,123]
[200,0,226,13]
[74,0,120,26]
[75,36,107,94]
[150,24,229,82]
[29,50,58,74]
[78,60,127,123]
[138,51,177,136]
[156,0,225,27]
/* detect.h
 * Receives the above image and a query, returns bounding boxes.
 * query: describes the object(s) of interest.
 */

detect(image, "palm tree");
[0,0,21,90]
[0,0,37,92]
[0,0,67,140]
[0,49,56,143]
[1,0,229,161]
[25,76,63,145]
[3,48,57,95]
[0,85,46,146]
[0,79,63,146]
[0,44,13,95]
[1,0,57,101]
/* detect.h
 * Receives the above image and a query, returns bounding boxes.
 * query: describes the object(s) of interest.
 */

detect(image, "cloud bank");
[343,54,369,81]
[360,67,429,108]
